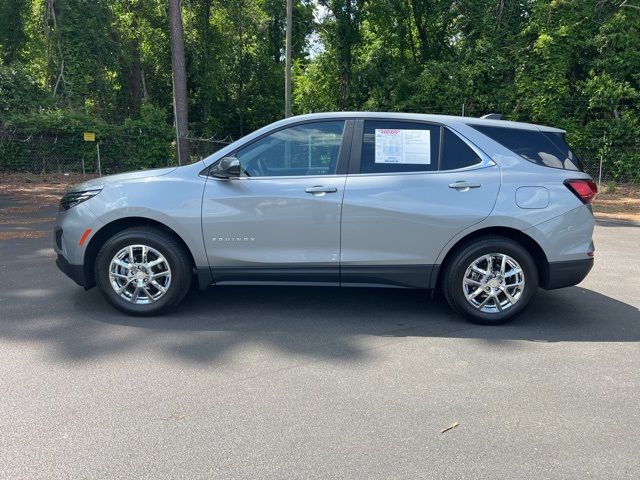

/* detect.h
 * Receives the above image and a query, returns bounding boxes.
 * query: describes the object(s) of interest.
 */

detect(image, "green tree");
[0,0,29,64]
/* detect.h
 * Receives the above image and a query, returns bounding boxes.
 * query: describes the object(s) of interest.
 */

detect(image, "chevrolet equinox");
[55,112,596,324]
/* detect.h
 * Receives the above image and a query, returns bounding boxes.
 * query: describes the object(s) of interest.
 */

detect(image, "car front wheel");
[442,236,539,325]
[95,227,192,316]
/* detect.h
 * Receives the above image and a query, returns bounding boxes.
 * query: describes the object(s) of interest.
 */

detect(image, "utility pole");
[284,0,292,117]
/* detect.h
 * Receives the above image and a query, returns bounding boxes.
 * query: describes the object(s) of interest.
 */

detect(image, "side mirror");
[211,156,241,179]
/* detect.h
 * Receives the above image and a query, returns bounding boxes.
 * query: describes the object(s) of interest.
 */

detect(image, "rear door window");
[360,120,440,174]
[470,124,581,171]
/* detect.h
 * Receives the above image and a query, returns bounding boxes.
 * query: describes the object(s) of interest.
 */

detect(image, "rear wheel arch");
[435,226,549,290]
[83,217,196,289]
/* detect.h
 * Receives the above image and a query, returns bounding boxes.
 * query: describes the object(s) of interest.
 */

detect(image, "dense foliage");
[0,0,638,179]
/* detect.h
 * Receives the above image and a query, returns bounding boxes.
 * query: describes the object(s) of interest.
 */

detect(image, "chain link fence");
[577,144,640,186]
[582,156,607,185]
[0,127,635,186]
[185,136,234,164]
[0,133,153,175]
[1,134,92,174]
[0,132,236,175]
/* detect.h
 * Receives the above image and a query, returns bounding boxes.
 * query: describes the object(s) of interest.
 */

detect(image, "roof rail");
[480,113,503,120]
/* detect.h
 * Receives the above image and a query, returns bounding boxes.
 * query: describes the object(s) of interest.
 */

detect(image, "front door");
[202,120,349,284]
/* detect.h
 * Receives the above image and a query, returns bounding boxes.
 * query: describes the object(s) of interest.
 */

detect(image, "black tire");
[441,236,538,325]
[95,226,192,316]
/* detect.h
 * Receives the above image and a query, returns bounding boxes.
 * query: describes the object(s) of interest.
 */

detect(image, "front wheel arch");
[83,217,196,290]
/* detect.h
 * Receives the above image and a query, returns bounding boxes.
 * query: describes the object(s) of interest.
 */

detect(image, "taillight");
[565,179,598,204]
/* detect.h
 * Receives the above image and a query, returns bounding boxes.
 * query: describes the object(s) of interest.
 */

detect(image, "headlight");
[59,189,102,211]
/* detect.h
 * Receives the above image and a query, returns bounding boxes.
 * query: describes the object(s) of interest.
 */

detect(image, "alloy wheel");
[108,244,172,304]
[462,253,525,314]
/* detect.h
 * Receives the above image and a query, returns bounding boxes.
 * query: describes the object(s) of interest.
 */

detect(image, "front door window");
[233,121,345,177]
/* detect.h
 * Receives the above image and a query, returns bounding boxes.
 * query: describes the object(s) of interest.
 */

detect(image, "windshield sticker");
[375,129,431,164]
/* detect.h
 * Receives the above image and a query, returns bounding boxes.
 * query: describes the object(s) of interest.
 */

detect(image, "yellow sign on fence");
[83,132,95,142]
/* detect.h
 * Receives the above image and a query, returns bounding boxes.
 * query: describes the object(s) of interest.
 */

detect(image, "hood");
[68,167,178,192]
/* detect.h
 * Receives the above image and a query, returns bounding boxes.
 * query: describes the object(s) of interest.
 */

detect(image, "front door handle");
[305,186,338,195]
[449,181,481,191]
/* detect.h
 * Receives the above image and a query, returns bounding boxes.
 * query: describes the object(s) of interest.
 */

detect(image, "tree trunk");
[409,0,429,62]
[271,8,281,63]
[327,0,360,110]
[129,1,143,115]
[48,0,65,97]
[201,0,212,123]
[130,37,143,115]
[168,0,190,165]
[285,0,292,117]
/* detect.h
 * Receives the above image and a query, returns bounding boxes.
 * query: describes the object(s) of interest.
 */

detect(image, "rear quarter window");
[441,128,482,170]
[470,125,582,171]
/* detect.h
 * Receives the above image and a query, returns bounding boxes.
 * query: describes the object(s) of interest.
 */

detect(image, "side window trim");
[438,125,444,171]
[348,119,364,175]
[337,119,354,175]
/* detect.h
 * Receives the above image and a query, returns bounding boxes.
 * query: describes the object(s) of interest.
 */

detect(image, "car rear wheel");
[95,227,192,316]
[442,236,538,325]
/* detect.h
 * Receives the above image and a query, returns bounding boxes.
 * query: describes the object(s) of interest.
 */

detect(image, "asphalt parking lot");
[1,192,639,480]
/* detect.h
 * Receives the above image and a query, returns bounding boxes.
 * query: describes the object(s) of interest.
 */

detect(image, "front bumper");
[54,199,103,289]
[541,258,594,290]
[56,254,86,287]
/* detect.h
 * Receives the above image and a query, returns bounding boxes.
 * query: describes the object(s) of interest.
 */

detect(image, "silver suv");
[54,112,597,324]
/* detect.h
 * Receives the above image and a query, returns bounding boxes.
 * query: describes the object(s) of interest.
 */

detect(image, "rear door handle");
[305,186,338,195]
[448,181,481,190]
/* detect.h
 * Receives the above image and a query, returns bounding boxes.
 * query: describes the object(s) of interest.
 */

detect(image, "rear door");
[340,119,500,288]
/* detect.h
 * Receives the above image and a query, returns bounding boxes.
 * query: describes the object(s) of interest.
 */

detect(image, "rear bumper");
[56,254,86,287]
[541,258,593,290]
